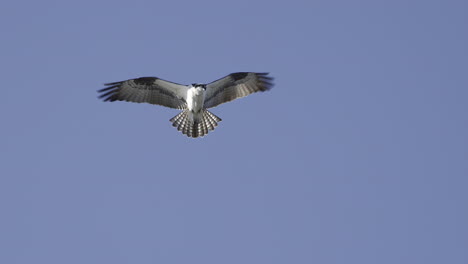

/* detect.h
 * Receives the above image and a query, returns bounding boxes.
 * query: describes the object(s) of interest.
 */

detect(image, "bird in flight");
[98,72,274,138]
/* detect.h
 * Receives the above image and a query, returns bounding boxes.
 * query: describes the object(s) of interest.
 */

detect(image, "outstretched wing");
[204,72,274,108]
[98,77,189,109]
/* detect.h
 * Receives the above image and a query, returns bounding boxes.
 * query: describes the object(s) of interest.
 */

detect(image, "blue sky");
[1,0,467,263]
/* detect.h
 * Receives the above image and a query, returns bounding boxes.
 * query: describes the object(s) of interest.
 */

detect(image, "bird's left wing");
[204,72,273,108]
[98,77,189,109]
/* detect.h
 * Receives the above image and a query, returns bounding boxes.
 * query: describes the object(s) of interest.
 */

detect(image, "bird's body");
[186,84,206,113]
[98,72,273,138]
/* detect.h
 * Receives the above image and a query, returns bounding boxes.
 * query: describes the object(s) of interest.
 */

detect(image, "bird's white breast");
[186,86,205,112]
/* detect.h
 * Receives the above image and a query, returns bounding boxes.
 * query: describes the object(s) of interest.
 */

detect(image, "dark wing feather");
[204,72,273,108]
[98,77,188,109]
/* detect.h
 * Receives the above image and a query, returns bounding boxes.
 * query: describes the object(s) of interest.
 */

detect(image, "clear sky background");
[1,0,467,263]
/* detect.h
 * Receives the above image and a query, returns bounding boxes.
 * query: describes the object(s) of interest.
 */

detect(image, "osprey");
[98,72,274,138]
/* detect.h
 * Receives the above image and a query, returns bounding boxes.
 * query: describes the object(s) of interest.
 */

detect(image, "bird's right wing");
[98,77,189,109]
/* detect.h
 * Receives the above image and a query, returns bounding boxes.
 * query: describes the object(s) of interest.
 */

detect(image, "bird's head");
[192,83,207,90]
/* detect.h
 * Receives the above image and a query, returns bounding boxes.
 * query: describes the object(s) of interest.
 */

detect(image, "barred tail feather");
[170,109,222,138]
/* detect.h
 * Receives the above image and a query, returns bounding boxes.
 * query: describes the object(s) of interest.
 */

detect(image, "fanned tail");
[170,109,222,138]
